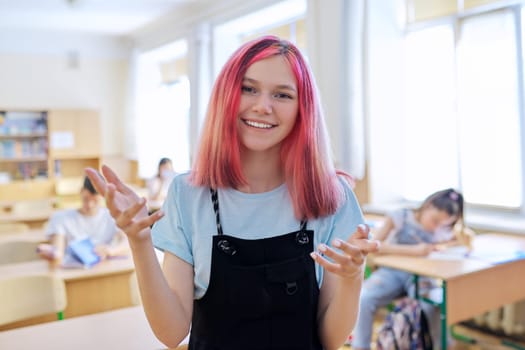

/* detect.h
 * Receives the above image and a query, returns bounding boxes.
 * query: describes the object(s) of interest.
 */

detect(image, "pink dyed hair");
[191,36,347,219]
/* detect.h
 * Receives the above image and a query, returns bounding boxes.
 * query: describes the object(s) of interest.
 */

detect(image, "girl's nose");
[252,94,272,115]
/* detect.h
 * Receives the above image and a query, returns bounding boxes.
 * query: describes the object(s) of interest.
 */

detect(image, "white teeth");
[244,120,273,129]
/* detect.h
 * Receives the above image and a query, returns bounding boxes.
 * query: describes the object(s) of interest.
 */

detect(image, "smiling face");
[237,55,299,157]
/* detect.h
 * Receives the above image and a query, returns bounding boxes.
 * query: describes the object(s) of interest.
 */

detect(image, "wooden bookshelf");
[0,109,101,201]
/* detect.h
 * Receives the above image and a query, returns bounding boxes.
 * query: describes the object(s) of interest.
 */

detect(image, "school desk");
[0,228,46,243]
[0,306,191,350]
[371,233,525,349]
[0,256,137,330]
[0,210,54,228]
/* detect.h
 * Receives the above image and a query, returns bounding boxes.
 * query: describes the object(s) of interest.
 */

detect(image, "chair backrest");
[0,222,30,234]
[10,199,56,215]
[55,177,83,196]
[0,275,67,326]
[0,240,41,265]
[55,177,83,209]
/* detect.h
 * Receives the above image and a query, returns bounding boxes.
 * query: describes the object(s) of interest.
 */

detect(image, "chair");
[0,275,67,326]
[10,198,56,214]
[0,240,41,265]
[55,177,83,209]
[0,222,30,234]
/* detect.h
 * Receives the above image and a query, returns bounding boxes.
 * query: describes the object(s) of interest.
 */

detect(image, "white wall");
[0,29,130,156]
[0,0,366,166]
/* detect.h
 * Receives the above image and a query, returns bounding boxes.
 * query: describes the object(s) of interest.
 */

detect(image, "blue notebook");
[67,238,101,268]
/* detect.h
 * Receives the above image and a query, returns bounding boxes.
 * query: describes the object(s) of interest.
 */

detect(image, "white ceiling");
[0,0,207,36]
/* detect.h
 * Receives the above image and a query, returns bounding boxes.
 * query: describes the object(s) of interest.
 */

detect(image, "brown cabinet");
[48,109,101,178]
[0,109,101,201]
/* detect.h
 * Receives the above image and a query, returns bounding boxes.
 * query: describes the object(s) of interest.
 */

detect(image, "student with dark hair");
[86,36,378,350]
[147,157,176,210]
[351,188,474,349]
[37,176,128,264]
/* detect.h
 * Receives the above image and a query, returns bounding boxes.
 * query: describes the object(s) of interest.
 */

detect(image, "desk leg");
[441,281,447,350]
[413,274,419,298]
[502,339,525,350]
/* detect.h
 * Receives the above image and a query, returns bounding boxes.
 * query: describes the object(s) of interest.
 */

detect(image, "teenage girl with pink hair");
[86,36,378,350]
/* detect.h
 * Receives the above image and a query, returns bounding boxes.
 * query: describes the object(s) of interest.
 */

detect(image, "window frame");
[400,4,525,215]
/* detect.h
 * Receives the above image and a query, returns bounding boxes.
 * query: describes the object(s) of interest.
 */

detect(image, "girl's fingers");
[115,197,147,228]
[137,211,165,231]
[120,211,165,238]
[101,165,132,194]
[85,167,108,195]
[351,224,370,240]
[86,165,162,241]
[310,251,363,278]
[319,242,362,265]
[342,224,380,254]
[318,242,364,268]
[105,184,120,216]
[311,223,379,278]
[347,238,380,255]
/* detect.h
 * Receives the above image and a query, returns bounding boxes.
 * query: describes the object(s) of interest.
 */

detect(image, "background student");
[86,35,379,350]
[146,157,176,210]
[37,176,128,264]
[351,188,473,350]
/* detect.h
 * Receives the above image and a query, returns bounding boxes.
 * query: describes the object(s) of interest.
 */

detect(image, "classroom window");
[401,7,523,209]
[402,24,458,201]
[134,40,191,178]
[457,10,522,207]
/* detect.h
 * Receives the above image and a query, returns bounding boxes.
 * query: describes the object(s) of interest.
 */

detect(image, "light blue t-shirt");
[152,172,364,299]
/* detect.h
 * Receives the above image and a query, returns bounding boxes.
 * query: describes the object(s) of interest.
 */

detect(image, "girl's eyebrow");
[243,77,297,92]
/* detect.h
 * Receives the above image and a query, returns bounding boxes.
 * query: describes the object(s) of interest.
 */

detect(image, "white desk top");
[0,229,46,244]
[0,306,186,350]
[0,256,136,282]
[372,233,525,280]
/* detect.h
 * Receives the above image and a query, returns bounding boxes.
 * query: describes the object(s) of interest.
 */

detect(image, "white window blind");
[402,9,523,208]
[457,10,522,207]
[135,40,191,178]
[402,25,458,201]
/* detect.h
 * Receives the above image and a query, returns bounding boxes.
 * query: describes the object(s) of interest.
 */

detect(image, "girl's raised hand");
[85,165,164,243]
[310,224,379,280]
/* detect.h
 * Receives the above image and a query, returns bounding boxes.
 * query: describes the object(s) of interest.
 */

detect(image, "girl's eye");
[241,86,256,94]
[274,92,293,99]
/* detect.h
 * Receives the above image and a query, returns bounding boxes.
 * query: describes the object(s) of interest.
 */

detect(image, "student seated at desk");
[352,188,473,350]
[146,157,176,211]
[37,176,129,264]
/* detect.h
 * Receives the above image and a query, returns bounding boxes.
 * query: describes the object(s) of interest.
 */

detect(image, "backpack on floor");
[376,297,433,350]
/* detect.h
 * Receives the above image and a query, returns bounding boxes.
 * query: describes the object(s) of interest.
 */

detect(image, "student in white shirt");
[37,176,128,264]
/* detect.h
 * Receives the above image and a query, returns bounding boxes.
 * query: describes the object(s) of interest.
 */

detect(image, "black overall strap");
[300,219,307,232]
[210,188,223,235]
[211,188,308,237]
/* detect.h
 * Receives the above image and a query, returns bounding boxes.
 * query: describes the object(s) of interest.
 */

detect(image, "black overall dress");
[188,189,323,350]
